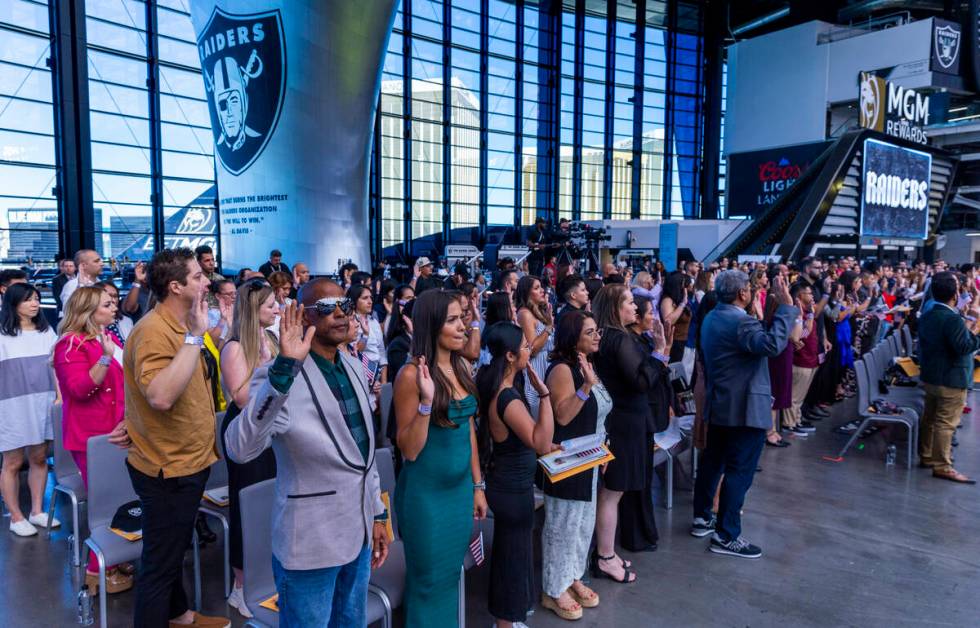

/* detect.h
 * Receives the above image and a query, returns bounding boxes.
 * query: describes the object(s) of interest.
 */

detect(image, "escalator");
[714,129,957,262]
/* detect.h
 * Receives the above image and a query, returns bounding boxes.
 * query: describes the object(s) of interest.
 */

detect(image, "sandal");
[589,551,636,583]
[541,593,583,620]
[568,584,599,608]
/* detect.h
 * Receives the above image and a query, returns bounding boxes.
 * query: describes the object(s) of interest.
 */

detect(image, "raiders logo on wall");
[197,8,287,176]
[930,18,961,75]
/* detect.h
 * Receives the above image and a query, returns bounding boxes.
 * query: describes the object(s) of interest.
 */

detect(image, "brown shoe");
[116,562,136,576]
[85,568,134,595]
[168,612,231,628]
[932,468,977,484]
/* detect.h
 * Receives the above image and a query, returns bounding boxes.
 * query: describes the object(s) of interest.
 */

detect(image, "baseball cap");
[415,257,433,268]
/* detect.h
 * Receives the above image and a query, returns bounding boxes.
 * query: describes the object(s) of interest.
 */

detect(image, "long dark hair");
[346,284,373,314]
[475,322,527,470]
[548,309,594,365]
[515,275,552,325]
[411,289,478,428]
[631,295,653,334]
[484,292,513,327]
[385,296,415,346]
[1,283,49,336]
[694,290,719,354]
[662,271,687,306]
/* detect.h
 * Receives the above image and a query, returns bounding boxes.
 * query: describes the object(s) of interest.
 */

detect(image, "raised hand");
[649,316,667,355]
[416,355,435,404]
[578,352,598,387]
[99,331,116,357]
[134,261,146,283]
[219,296,234,325]
[772,276,792,306]
[526,365,549,395]
[279,302,315,362]
[187,293,209,336]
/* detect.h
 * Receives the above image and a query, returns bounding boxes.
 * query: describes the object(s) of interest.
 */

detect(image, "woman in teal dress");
[394,289,487,627]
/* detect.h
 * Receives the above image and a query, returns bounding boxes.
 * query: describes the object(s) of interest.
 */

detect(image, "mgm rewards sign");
[190,0,398,272]
[859,71,930,145]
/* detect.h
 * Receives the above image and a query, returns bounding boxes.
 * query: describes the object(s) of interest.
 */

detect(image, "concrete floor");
[3,394,979,628]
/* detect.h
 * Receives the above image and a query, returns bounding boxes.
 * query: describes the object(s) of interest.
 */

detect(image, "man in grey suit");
[225,279,389,626]
[690,270,798,558]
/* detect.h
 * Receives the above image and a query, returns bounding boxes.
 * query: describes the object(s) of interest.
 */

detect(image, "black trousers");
[692,424,766,542]
[127,461,209,628]
[486,485,534,623]
[617,449,658,551]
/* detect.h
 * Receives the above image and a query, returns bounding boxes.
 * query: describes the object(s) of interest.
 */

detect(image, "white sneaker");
[9,519,38,537]
[227,585,253,619]
[28,512,60,529]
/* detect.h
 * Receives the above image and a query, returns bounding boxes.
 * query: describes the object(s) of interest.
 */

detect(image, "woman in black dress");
[476,322,557,627]
[617,295,671,553]
[591,284,668,583]
[218,279,280,618]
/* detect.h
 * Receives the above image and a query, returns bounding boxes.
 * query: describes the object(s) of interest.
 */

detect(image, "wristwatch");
[184,333,204,346]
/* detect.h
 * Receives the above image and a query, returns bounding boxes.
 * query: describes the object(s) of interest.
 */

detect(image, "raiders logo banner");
[198,8,286,176]
[860,138,931,241]
[190,1,398,273]
[930,18,961,76]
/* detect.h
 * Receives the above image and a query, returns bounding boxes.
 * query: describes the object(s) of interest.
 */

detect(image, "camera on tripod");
[567,222,611,246]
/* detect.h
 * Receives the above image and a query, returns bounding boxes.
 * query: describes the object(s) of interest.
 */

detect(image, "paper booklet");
[538,434,614,483]
[203,487,230,507]
[109,528,142,542]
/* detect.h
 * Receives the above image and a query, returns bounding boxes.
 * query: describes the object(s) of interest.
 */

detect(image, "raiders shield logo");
[197,8,287,176]
[934,23,960,70]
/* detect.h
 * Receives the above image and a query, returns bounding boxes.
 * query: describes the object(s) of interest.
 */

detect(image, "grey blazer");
[224,352,385,571]
[700,302,798,430]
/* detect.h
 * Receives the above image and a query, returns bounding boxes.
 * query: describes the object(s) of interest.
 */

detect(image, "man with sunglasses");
[224,278,389,626]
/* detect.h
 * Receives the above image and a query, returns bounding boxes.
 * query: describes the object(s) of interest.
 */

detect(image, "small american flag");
[469,530,485,566]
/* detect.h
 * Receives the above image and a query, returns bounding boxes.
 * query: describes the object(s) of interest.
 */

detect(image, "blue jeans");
[692,424,766,542]
[272,544,372,628]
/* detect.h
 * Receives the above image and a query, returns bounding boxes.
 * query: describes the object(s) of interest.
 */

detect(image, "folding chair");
[199,411,231,597]
[368,448,406,628]
[902,325,914,357]
[84,435,202,628]
[241,479,278,628]
[46,403,87,567]
[867,348,923,415]
[836,360,918,469]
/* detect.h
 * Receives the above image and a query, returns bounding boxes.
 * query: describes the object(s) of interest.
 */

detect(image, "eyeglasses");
[304,297,353,317]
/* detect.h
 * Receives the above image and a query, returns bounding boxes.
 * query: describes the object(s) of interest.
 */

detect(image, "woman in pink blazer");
[53,285,133,595]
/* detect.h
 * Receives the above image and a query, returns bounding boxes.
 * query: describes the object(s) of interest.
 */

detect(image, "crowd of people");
[0,244,978,628]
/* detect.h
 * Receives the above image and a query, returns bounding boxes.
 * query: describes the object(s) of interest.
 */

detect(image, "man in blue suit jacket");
[690,270,798,558]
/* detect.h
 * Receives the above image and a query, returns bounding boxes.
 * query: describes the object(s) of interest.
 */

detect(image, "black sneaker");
[804,405,829,418]
[690,516,716,538]
[709,533,762,559]
[796,420,817,433]
[787,426,810,436]
[803,410,825,421]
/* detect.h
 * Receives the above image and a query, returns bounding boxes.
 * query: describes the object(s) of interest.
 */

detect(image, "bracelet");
[470,321,481,330]
[538,392,551,398]
[131,282,141,288]
[418,402,432,416]
[473,481,486,491]
[97,355,112,367]
[575,388,589,401]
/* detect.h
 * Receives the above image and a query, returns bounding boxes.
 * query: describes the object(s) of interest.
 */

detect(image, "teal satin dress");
[395,395,477,628]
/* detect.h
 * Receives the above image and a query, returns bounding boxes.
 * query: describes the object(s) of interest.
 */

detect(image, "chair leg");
[665,450,674,510]
[71,494,81,567]
[368,583,392,628]
[218,515,230,598]
[692,447,699,477]
[192,530,201,611]
[45,491,57,539]
[836,418,872,459]
[88,543,107,628]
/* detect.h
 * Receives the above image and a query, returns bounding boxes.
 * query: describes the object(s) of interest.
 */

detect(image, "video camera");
[566,221,611,246]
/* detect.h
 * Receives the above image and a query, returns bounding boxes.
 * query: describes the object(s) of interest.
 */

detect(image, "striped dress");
[0,328,58,451]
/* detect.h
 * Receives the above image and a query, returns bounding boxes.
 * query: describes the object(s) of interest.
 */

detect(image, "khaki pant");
[919,383,968,473]
[783,366,817,428]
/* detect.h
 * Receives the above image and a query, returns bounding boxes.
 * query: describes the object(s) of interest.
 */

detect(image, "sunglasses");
[244,278,269,294]
[304,297,354,317]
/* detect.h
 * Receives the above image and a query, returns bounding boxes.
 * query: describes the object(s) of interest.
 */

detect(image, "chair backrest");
[882,336,897,363]
[902,325,914,357]
[379,383,394,448]
[240,478,276,605]
[206,411,228,490]
[855,359,870,412]
[86,435,138,530]
[50,404,81,483]
[888,333,901,359]
[375,448,398,539]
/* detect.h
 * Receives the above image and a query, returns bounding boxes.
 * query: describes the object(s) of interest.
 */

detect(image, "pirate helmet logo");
[934,24,960,70]
[197,8,286,176]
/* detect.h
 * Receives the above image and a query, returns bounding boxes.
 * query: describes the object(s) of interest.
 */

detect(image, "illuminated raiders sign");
[860,138,931,241]
[858,72,929,145]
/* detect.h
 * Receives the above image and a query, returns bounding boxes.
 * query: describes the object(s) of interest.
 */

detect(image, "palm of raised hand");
[280,302,314,361]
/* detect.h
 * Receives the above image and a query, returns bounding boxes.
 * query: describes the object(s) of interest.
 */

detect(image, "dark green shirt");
[268,351,385,520]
